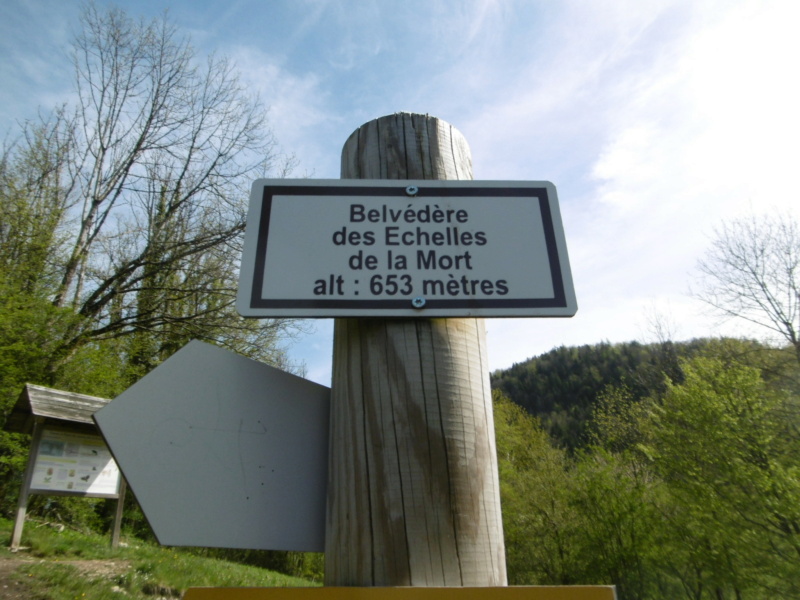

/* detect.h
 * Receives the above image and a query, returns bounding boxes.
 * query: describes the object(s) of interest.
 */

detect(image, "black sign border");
[249,184,568,312]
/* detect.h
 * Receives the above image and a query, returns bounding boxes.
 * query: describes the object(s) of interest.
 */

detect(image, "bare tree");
[696,212,800,363]
[4,3,298,374]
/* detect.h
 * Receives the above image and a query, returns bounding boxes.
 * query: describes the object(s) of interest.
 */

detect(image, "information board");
[31,427,121,498]
[237,179,577,318]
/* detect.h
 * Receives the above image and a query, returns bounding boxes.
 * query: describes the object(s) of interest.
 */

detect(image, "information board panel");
[237,180,577,318]
[31,427,121,498]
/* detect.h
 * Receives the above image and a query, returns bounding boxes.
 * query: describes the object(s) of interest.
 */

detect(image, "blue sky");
[3,0,799,386]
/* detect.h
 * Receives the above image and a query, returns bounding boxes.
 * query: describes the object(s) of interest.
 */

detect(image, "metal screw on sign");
[411,297,426,309]
[405,185,419,197]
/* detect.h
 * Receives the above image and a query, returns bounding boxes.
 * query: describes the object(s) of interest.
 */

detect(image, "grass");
[0,518,319,599]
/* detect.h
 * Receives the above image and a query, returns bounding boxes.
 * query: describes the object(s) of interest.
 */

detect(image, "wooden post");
[10,418,44,550]
[325,113,507,587]
[110,478,127,549]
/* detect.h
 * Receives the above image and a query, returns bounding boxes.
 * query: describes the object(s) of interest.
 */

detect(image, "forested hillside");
[491,337,800,450]
[494,337,800,597]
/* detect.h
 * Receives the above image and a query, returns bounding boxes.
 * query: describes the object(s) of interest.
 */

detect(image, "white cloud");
[592,0,800,215]
[227,45,343,176]
[472,0,800,368]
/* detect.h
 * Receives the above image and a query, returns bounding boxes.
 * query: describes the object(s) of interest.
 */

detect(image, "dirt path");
[0,553,130,599]
[0,554,35,600]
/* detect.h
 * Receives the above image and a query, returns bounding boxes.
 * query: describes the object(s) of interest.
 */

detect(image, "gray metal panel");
[93,340,330,552]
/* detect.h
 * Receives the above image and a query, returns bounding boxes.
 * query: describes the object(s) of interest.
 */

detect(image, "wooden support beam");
[325,113,507,587]
[111,478,127,549]
[11,418,45,550]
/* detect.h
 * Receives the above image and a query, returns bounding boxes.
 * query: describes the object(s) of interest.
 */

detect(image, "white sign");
[31,428,121,497]
[93,341,330,552]
[237,179,577,318]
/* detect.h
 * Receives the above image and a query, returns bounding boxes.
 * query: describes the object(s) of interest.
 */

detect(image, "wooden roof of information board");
[4,384,111,434]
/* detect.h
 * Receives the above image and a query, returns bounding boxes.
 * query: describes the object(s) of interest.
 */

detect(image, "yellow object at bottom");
[183,586,616,600]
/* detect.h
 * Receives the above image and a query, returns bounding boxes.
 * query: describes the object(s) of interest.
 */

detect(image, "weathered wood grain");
[5,384,111,433]
[325,113,506,587]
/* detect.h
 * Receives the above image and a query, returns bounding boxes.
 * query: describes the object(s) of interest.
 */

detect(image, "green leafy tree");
[580,386,683,599]
[569,450,673,600]
[0,113,74,297]
[494,390,581,584]
[1,3,299,382]
[0,2,301,527]
[496,388,674,598]
[647,357,800,598]
[587,384,650,456]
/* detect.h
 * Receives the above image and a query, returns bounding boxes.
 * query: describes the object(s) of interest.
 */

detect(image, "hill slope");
[490,337,797,449]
